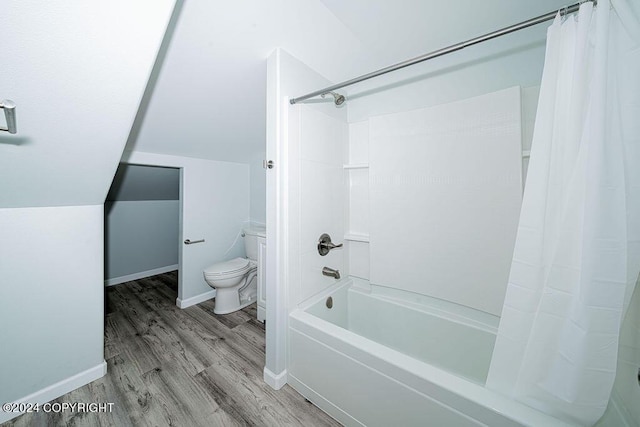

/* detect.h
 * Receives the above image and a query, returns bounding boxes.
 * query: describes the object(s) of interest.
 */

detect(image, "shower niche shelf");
[344,233,370,243]
[343,163,369,170]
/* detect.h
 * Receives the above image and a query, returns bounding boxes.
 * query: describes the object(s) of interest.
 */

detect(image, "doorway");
[104,163,181,294]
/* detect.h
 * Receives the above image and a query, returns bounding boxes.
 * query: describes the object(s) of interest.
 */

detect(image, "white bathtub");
[288,278,574,427]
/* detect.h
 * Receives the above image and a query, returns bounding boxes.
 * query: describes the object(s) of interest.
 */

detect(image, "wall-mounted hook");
[0,100,17,134]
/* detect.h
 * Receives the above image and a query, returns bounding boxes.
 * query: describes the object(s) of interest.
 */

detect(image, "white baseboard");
[104,264,179,286]
[257,305,266,323]
[0,361,107,424]
[176,289,216,309]
[263,367,287,390]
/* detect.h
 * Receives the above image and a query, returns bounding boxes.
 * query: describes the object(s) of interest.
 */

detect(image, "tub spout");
[322,267,340,279]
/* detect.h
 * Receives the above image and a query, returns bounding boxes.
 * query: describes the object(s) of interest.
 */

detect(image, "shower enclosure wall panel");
[346,168,368,236]
[344,121,370,280]
[367,87,522,316]
[288,103,348,307]
[347,240,369,280]
[348,121,369,165]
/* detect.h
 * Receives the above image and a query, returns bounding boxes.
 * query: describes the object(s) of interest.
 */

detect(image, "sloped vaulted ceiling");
[0,0,177,208]
[127,0,371,162]
[127,0,574,165]
[0,0,578,207]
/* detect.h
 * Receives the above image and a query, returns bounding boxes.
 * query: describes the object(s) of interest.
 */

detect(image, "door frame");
[114,156,185,304]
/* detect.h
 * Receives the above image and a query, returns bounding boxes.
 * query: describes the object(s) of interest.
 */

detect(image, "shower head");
[321,91,346,106]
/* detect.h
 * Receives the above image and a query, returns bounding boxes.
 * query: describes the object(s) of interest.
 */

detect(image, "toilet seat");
[204,257,250,278]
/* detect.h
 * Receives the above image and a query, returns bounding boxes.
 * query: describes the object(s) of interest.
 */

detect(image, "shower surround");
[268,46,636,426]
[284,83,537,426]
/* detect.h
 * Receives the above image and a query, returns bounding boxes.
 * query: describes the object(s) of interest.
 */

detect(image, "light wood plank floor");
[4,271,340,427]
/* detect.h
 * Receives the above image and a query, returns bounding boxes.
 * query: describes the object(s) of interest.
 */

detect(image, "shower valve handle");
[318,233,343,256]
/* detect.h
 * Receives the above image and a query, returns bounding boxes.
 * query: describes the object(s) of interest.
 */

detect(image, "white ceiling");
[318,0,576,67]
[127,0,573,164]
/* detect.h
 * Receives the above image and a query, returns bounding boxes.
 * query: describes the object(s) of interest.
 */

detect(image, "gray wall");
[105,164,180,282]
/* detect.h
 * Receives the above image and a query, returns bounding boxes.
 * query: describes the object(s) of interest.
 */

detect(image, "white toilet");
[203,227,263,315]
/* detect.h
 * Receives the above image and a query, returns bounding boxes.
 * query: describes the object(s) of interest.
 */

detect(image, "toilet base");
[213,295,257,315]
[212,273,258,315]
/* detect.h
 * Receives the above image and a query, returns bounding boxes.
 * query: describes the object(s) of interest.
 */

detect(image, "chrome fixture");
[289,0,595,105]
[321,91,346,106]
[0,100,17,134]
[184,239,205,245]
[322,267,340,280]
[326,296,333,309]
[318,233,343,256]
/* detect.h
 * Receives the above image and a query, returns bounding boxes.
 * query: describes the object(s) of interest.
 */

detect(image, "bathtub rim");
[290,278,574,427]
[301,277,500,335]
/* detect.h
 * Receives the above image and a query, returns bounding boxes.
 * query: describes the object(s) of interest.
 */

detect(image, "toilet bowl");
[204,258,257,314]
[203,226,264,314]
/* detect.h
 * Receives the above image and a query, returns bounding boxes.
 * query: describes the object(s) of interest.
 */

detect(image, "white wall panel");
[347,169,369,236]
[267,48,349,383]
[0,205,104,405]
[348,121,369,164]
[249,153,267,224]
[369,87,522,316]
[348,241,370,281]
[297,107,348,303]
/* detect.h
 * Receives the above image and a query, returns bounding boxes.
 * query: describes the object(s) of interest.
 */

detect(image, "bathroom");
[1,1,639,426]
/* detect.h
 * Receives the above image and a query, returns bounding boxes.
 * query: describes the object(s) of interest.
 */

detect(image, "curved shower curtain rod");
[289,0,596,105]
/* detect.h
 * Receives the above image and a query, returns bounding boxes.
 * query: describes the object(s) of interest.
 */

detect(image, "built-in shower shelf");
[344,233,370,243]
[522,150,531,158]
[343,163,369,170]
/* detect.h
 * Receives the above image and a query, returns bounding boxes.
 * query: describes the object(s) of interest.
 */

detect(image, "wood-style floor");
[4,271,340,427]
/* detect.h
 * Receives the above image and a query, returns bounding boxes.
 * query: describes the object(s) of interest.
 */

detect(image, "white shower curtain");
[486,0,640,425]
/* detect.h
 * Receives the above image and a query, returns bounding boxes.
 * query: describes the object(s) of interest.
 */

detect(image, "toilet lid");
[203,257,250,276]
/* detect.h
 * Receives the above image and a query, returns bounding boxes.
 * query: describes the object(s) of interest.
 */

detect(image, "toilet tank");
[243,225,266,261]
